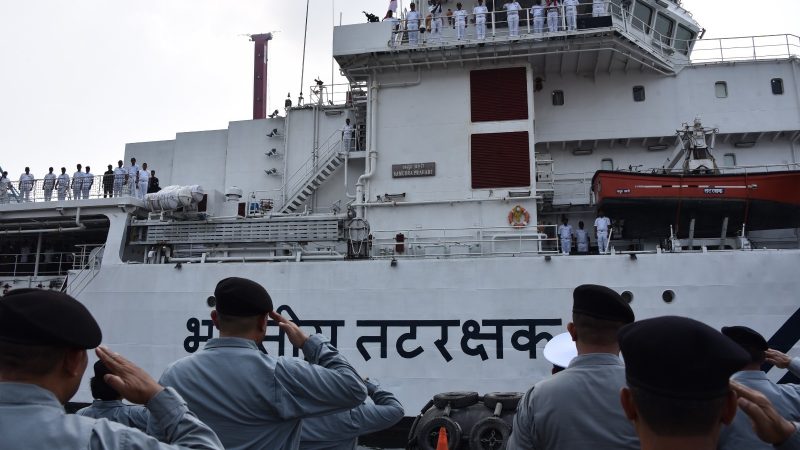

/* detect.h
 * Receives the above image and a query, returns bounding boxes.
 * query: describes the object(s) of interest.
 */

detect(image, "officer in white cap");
[509,284,639,450]
[543,331,578,374]
[56,167,70,201]
[127,158,140,197]
[82,166,94,199]
[594,208,612,254]
[454,3,468,40]
[113,160,127,197]
[558,217,573,255]
[407,3,421,46]
[72,164,83,200]
[138,163,150,200]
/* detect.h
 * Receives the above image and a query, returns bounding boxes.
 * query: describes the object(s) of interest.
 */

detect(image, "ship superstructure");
[1,1,800,439]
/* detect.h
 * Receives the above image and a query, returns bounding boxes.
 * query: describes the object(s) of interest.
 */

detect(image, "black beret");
[0,289,101,348]
[572,284,634,324]
[619,316,750,400]
[213,277,273,317]
[93,360,112,378]
[722,325,768,362]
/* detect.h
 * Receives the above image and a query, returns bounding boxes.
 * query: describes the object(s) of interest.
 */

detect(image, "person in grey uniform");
[508,284,639,450]
[76,360,149,431]
[299,378,404,450]
[159,277,368,450]
[0,288,224,450]
[617,316,750,450]
[719,326,800,450]
[733,381,800,450]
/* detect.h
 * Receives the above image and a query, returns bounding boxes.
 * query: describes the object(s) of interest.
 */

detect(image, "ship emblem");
[507,205,531,228]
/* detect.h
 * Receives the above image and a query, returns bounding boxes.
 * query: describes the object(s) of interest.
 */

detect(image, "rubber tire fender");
[482,392,523,413]
[416,416,462,450]
[468,416,513,450]
[432,391,480,409]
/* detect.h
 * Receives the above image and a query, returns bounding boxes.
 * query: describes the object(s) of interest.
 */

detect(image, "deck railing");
[0,174,144,204]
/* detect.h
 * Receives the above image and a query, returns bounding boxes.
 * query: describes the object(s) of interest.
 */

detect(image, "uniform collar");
[91,399,126,408]
[731,370,770,382]
[567,353,623,368]
[0,382,64,410]
[203,336,260,350]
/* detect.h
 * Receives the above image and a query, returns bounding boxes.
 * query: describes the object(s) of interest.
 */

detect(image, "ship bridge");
[335,0,702,77]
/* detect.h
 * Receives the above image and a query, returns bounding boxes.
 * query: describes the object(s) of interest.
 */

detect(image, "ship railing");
[690,34,800,65]
[368,224,562,258]
[307,81,368,107]
[0,251,77,277]
[0,174,143,204]
[716,163,800,175]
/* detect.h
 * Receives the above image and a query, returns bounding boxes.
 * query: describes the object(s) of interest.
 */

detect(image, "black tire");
[468,417,512,450]
[416,417,462,450]
[433,391,480,409]
[482,392,523,413]
[407,415,423,449]
[419,398,435,414]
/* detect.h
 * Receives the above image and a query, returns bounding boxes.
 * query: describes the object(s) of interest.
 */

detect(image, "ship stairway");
[279,133,346,214]
[66,244,104,297]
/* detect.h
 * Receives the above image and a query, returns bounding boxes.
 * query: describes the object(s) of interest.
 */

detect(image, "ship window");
[654,13,674,46]
[471,132,531,189]
[552,90,565,106]
[632,1,653,33]
[601,158,614,171]
[771,78,784,95]
[632,86,646,102]
[675,25,695,55]
[723,153,736,167]
[715,81,728,98]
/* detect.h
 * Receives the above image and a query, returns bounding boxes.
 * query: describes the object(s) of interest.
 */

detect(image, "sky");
[0,0,798,178]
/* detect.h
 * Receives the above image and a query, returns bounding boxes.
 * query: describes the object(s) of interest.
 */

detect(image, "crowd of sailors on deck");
[1,278,800,450]
[383,0,611,46]
[0,158,160,204]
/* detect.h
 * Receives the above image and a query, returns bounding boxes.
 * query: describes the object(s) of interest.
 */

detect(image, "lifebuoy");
[507,205,531,228]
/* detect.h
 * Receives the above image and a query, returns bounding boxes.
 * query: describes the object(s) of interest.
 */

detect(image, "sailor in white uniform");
[429,0,443,44]
[19,167,34,202]
[384,10,400,48]
[342,118,354,152]
[138,163,150,200]
[113,160,127,197]
[56,167,69,201]
[454,3,468,40]
[72,164,83,200]
[593,0,606,17]
[547,0,560,32]
[594,209,612,254]
[473,0,488,40]
[564,0,579,31]
[127,158,140,198]
[82,166,94,199]
[406,3,421,46]
[532,1,546,34]
[575,220,590,253]
[42,167,56,202]
[0,171,10,204]
[504,1,522,38]
[558,218,573,255]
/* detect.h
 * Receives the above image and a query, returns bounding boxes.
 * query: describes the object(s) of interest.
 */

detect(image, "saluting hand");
[96,345,164,405]
[731,381,797,445]
[269,311,309,349]
[765,349,793,369]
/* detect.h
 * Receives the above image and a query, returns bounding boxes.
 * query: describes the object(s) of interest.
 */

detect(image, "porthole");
[207,296,217,307]
[662,290,675,303]
[621,291,634,303]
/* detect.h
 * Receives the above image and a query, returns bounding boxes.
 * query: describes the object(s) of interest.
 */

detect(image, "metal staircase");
[280,134,346,214]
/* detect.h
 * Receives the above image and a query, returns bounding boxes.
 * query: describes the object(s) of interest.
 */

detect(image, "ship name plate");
[392,162,436,178]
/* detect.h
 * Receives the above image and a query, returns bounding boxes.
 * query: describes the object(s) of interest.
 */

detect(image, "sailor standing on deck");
[547,0,560,32]
[113,160,126,197]
[127,158,140,197]
[138,163,150,200]
[103,165,114,198]
[454,3,468,40]
[429,0,443,44]
[594,209,612,253]
[532,0,546,35]
[19,167,34,202]
[72,164,83,200]
[509,284,639,450]
[504,0,522,38]
[0,171,10,204]
[406,3,421,46]
[42,167,56,202]
[0,289,225,450]
[158,277,367,450]
[56,167,69,201]
[82,166,94,199]
[564,0,579,31]
[558,217,574,255]
[593,0,606,17]
[473,0,489,41]
[575,221,590,253]
[383,10,400,48]
[342,118,354,152]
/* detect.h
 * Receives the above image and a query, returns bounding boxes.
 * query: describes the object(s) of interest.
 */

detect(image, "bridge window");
[633,86,646,102]
[723,153,736,167]
[632,1,653,33]
[601,158,614,171]
[715,81,728,98]
[552,90,565,106]
[675,25,695,55]
[772,78,784,95]
[654,13,674,46]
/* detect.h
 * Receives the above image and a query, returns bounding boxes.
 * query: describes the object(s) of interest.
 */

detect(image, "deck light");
[647,144,670,151]
[734,141,756,148]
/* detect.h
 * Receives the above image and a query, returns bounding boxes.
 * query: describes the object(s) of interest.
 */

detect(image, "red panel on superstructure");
[251,34,271,120]
[470,67,528,122]
[471,132,531,189]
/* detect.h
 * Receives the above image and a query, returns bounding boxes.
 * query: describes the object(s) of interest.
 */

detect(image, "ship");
[1,1,799,447]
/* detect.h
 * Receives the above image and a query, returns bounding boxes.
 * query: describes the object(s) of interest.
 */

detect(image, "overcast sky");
[0,0,797,177]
